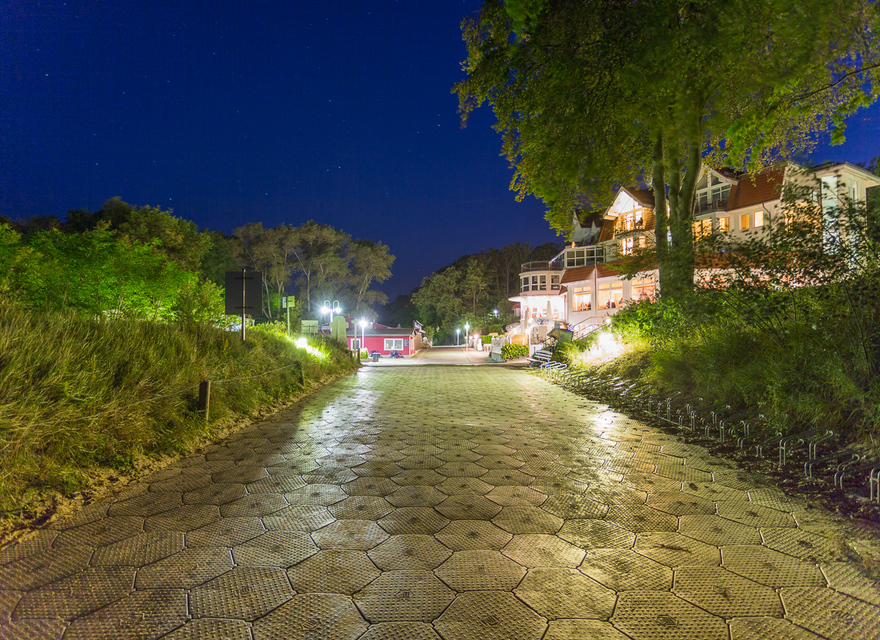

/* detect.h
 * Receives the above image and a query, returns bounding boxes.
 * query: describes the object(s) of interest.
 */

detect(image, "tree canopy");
[455,0,880,297]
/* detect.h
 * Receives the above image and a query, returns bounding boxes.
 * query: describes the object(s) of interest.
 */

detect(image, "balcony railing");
[520,260,564,273]
[695,198,729,214]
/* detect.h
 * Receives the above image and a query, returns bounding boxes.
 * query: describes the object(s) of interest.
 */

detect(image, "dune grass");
[0,306,357,525]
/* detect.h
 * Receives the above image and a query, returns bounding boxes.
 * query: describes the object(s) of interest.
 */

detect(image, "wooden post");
[198,380,211,421]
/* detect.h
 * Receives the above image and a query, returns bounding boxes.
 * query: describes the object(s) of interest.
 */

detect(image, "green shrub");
[501,343,528,360]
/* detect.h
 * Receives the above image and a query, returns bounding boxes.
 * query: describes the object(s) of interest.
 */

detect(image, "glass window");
[521,277,529,291]
[754,210,764,227]
[693,218,712,240]
[717,216,729,232]
[573,285,592,311]
[741,213,750,230]
[384,338,404,351]
[598,282,624,309]
[632,277,656,301]
[538,274,547,291]
[621,237,634,255]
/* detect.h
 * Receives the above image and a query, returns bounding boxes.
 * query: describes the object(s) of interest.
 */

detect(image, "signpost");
[281,295,295,335]
[225,269,263,341]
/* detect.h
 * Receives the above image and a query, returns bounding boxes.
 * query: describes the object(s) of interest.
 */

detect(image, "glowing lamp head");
[359,318,368,328]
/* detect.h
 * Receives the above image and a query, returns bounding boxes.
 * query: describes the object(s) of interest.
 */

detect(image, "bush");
[501,343,528,360]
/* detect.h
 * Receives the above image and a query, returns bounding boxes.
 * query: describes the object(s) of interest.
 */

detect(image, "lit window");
[384,338,404,351]
[573,286,592,311]
[717,217,729,232]
[754,211,764,227]
[598,282,624,309]
[692,219,712,240]
[638,235,647,248]
[741,213,750,230]
[621,237,634,255]
[631,277,655,301]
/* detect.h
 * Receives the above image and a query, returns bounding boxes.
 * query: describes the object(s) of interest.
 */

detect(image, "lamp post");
[321,299,342,323]
[455,328,460,346]
[464,322,470,350]
[358,318,368,356]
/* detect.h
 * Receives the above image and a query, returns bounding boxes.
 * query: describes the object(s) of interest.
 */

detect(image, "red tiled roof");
[727,167,785,210]
[560,263,625,284]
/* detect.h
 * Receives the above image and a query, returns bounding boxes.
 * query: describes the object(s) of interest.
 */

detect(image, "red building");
[347,321,423,356]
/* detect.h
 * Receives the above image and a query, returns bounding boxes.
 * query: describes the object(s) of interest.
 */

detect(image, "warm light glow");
[294,336,326,359]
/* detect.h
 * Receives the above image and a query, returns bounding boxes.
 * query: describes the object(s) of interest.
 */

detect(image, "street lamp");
[321,299,342,322]
[455,328,460,346]
[464,322,470,350]
[358,318,368,355]
[493,309,498,317]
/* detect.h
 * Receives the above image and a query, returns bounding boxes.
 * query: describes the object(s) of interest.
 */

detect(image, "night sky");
[3,2,878,299]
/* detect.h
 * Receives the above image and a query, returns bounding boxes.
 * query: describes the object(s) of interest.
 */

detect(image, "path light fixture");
[493,309,498,317]
[455,328,460,346]
[322,299,342,323]
[464,322,470,350]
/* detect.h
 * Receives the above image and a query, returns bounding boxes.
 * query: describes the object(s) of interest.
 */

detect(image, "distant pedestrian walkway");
[365,344,503,366]
[1,367,878,639]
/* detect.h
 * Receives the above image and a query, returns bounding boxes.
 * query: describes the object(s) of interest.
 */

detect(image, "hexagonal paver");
[821,561,880,606]
[605,504,679,533]
[392,470,446,486]
[585,483,647,505]
[90,530,185,567]
[492,506,562,534]
[681,481,749,503]
[143,505,220,532]
[161,618,252,640]
[62,588,187,640]
[379,508,450,535]
[502,535,584,568]
[190,567,293,620]
[514,568,616,620]
[558,519,635,550]
[368,535,452,571]
[544,619,632,640]
[219,494,288,518]
[354,570,455,622]
[433,591,547,640]
[679,514,761,546]
[284,483,348,505]
[262,505,335,532]
[781,587,880,640]
[386,485,448,507]
[623,472,683,494]
[633,532,720,567]
[673,566,782,617]
[579,549,673,592]
[135,546,233,589]
[539,493,607,520]
[435,477,494,496]
[232,530,319,568]
[716,501,796,528]
[480,469,536,486]
[311,519,389,550]
[436,461,488,477]
[647,491,716,516]
[435,550,527,591]
[435,495,502,520]
[485,486,547,507]
[252,593,368,640]
[728,616,825,640]
[288,549,380,595]
[358,622,441,639]
[13,566,135,620]
[436,449,482,462]
[54,516,145,547]
[531,477,588,495]
[107,491,182,517]
[434,520,513,551]
[183,482,248,505]
[186,517,265,547]
[761,527,846,563]
[397,455,445,470]
[329,496,395,520]
[0,545,94,591]
[342,477,400,496]
[722,544,825,587]
[612,590,727,640]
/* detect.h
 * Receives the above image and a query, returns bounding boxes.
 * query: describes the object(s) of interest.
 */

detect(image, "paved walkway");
[2,367,879,639]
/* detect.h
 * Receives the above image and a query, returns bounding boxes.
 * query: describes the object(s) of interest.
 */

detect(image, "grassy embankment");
[556,288,880,455]
[0,306,358,532]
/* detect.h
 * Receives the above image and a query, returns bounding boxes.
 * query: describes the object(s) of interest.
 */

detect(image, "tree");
[463,256,490,315]
[346,239,394,319]
[289,221,351,315]
[456,0,879,299]
[411,266,466,331]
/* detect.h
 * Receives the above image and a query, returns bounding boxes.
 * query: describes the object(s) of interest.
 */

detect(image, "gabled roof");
[726,166,785,210]
[560,264,624,284]
[622,187,655,208]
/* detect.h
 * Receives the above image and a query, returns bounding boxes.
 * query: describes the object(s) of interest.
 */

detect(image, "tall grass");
[0,306,357,520]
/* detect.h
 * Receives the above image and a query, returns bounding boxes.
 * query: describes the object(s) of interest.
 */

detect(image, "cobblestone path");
[2,366,879,639]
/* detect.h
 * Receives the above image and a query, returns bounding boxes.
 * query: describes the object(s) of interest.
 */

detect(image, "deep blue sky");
[2,2,878,299]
